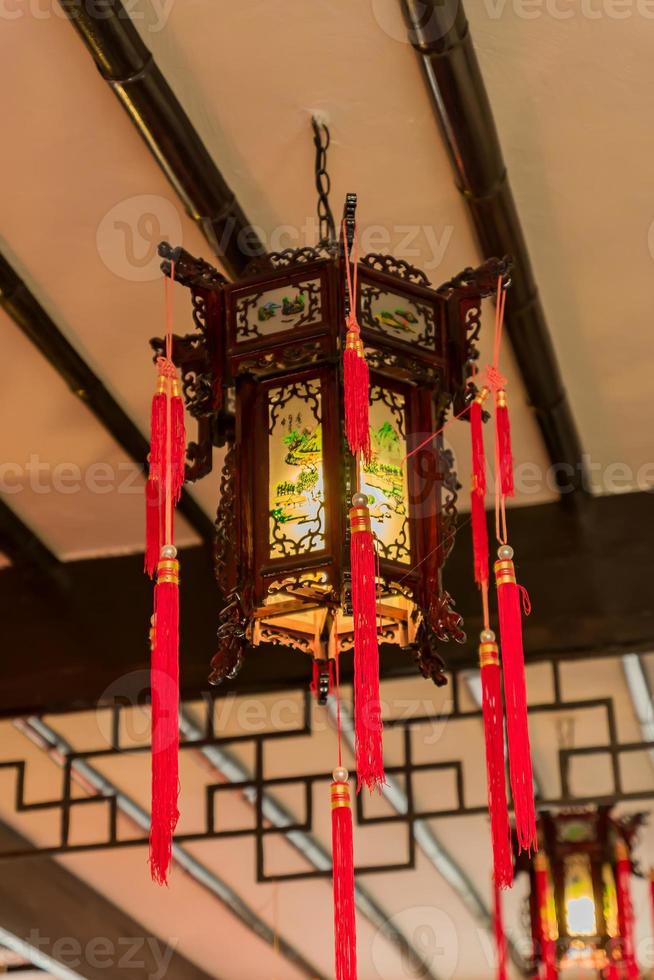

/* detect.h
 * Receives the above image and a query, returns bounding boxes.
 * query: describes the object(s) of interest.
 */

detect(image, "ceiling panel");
[0,309,198,559]
[467,5,654,494]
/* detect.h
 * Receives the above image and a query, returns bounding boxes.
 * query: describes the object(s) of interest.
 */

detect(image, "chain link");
[311,117,336,247]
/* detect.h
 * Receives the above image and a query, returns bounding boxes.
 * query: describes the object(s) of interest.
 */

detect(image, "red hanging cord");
[490,279,537,856]
[342,226,370,462]
[493,877,508,980]
[330,626,357,980]
[350,494,385,793]
[470,389,490,587]
[480,621,513,890]
[149,263,185,886]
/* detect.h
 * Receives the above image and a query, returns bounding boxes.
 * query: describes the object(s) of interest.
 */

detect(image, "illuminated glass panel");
[268,379,325,559]
[564,854,597,937]
[361,386,410,564]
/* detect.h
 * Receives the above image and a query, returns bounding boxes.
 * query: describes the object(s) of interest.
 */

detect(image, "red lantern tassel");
[616,842,639,979]
[145,374,166,578]
[145,476,162,579]
[649,867,654,952]
[170,377,186,504]
[145,366,185,576]
[480,637,513,889]
[331,776,357,980]
[493,878,508,980]
[350,502,384,793]
[150,554,180,885]
[494,548,537,854]
[470,391,489,586]
[535,854,558,979]
[495,389,514,498]
[344,328,371,463]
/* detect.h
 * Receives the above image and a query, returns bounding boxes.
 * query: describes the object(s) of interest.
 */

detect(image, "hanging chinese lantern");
[152,201,511,958]
[515,808,645,976]
[155,198,510,705]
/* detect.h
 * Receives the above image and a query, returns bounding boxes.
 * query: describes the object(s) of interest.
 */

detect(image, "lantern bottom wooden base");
[250,585,418,663]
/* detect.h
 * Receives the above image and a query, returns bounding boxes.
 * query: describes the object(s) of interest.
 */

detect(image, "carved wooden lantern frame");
[517,808,645,973]
[155,215,510,696]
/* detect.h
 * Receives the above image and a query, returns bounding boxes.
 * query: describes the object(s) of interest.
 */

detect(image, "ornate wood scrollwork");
[427,590,466,645]
[360,253,431,286]
[209,587,250,686]
[234,339,326,377]
[436,255,512,297]
[214,444,236,592]
[152,243,229,483]
[439,445,460,564]
[244,245,335,277]
[158,241,227,290]
[210,445,250,685]
[364,347,443,387]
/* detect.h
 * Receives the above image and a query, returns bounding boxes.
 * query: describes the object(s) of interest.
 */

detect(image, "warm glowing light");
[564,853,597,937]
[566,896,597,937]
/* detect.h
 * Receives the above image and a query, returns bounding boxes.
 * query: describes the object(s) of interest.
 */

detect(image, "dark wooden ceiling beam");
[58,0,265,279]
[0,820,215,980]
[0,492,651,717]
[401,0,587,492]
[0,498,67,589]
[0,252,213,543]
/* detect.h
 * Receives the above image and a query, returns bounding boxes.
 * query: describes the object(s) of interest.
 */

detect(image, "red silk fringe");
[470,399,489,586]
[149,389,166,483]
[344,340,371,463]
[496,400,514,497]
[145,477,161,579]
[495,564,537,854]
[493,878,508,980]
[350,520,384,792]
[150,576,180,885]
[481,661,513,889]
[616,852,639,979]
[470,398,487,497]
[331,782,357,980]
[144,383,185,576]
[535,863,558,979]
[171,394,186,503]
[145,390,166,577]
[606,960,620,980]
[471,491,489,588]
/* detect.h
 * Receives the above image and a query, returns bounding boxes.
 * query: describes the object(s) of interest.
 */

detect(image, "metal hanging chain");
[311,117,336,247]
